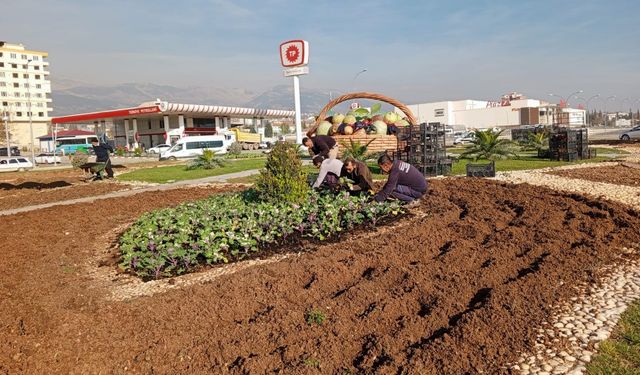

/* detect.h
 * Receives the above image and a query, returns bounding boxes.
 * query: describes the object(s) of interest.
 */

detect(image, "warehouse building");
[401,92,585,130]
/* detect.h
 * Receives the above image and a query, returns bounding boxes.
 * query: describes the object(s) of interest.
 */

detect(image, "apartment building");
[0,41,52,150]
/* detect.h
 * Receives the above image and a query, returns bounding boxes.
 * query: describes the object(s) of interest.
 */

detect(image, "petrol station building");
[51,100,295,148]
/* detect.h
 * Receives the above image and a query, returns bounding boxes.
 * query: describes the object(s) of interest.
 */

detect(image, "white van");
[159,135,228,161]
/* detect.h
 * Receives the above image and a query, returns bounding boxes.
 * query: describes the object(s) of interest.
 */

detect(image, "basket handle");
[306,92,418,137]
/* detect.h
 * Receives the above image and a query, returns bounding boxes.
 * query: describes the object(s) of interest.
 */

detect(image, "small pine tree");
[255,142,309,204]
[264,121,273,138]
[281,123,291,135]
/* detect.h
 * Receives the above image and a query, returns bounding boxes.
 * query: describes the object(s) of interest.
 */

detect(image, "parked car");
[453,132,476,145]
[0,157,33,172]
[147,144,172,154]
[620,125,640,141]
[0,146,20,156]
[159,136,227,161]
[34,152,62,164]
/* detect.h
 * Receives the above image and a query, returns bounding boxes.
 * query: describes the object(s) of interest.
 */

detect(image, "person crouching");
[311,156,343,192]
[374,154,427,203]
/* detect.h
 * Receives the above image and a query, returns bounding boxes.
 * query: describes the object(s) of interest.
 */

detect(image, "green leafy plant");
[115,145,126,156]
[255,142,310,204]
[526,130,549,152]
[119,190,403,279]
[264,122,274,138]
[71,152,89,169]
[133,147,143,157]
[186,149,227,170]
[228,142,243,157]
[305,309,326,325]
[303,358,321,369]
[339,139,378,162]
[460,129,518,161]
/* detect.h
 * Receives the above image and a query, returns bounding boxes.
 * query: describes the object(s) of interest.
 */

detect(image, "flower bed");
[119,190,403,280]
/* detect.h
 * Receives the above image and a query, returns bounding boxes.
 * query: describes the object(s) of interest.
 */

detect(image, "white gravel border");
[494,159,640,374]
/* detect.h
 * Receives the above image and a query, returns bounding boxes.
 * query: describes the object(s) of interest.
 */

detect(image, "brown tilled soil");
[0,169,132,210]
[1,179,640,374]
[548,163,640,187]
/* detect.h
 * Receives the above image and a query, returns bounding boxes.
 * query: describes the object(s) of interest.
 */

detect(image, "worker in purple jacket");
[374,154,427,203]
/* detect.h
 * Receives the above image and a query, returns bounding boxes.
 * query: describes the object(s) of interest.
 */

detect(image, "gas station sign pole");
[279,40,309,144]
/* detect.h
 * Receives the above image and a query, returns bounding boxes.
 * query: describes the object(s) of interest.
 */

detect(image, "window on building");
[35,84,41,89]
[23,73,29,78]
[14,92,20,97]
[21,54,27,60]
[38,112,44,117]
[12,73,18,78]
[13,83,19,88]
[0,92,6,97]
[24,84,29,89]
[0,52,3,57]
[10,53,17,59]
[36,93,42,98]
[15,102,21,107]
[11,64,17,69]
[0,62,3,67]
[37,102,44,107]
[22,64,27,69]
[2,101,6,106]
[32,56,39,61]
[0,72,4,77]
[34,65,40,70]
[434,109,445,117]
[0,82,5,87]
[35,75,40,79]
[16,112,22,117]
[148,120,152,129]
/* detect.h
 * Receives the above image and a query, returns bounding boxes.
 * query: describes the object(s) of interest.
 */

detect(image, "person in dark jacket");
[302,135,338,159]
[91,139,114,178]
[374,154,427,203]
[341,157,374,195]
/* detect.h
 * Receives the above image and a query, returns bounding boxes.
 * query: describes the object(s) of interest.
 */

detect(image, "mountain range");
[51,79,334,116]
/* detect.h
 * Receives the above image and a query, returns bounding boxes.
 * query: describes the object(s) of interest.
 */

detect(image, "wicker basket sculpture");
[306,92,418,155]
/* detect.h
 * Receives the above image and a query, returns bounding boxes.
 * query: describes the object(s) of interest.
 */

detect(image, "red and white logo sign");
[280,40,309,67]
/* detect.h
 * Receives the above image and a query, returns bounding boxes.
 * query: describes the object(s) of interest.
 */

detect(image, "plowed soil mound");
[0,169,132,210]
[549,163,640,187]
[1,179,639,374]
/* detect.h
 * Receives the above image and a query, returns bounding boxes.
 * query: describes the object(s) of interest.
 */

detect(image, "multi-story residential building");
[0,41,52,151]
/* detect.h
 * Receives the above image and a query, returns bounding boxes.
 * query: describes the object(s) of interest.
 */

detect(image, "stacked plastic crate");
[395,122,452,176]
[549,128,578,161]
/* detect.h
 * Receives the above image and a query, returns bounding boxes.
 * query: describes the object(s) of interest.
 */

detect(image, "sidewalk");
[0,168,261,216]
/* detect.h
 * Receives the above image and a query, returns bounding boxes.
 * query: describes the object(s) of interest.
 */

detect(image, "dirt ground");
[0,168,132,211]
[548,163,640,187]
[1,179,640,374]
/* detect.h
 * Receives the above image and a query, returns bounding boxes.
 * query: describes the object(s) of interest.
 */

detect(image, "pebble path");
[497,157,640,374]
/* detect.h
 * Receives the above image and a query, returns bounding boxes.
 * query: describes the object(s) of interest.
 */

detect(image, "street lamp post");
[604,95,616,127]
[3,111,9,158]
[548,90,583,126]
[577,94,600,127]
[26,59,35,166]
[351,68,367,92]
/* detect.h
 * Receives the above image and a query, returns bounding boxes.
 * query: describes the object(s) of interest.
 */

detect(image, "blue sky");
[2,0,639,109]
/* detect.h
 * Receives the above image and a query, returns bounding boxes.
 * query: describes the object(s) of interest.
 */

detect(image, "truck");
[226,128,262,150]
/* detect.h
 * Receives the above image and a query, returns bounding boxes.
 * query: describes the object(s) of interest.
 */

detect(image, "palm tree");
[187,149,227,170]
[340,139,378,162]
[460,129,518,161]
[526,131,549,152]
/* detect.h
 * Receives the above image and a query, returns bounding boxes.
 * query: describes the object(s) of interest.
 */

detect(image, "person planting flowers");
[302,135,338,160]
[341,157,374,195]
[312,155,343,191]
[374,154,427,203]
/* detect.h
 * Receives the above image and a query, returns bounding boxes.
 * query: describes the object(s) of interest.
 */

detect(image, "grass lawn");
[117,158,266,183]
[587,300,640,374]
[450,156,612,175]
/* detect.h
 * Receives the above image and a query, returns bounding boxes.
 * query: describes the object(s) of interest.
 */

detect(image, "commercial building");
[0,42,52,150]
[401,93,586,130]
[52,99,295,149]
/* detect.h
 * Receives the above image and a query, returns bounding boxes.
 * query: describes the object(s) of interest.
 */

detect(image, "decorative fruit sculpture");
[316,102,411,136]
[316,120,333,136]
